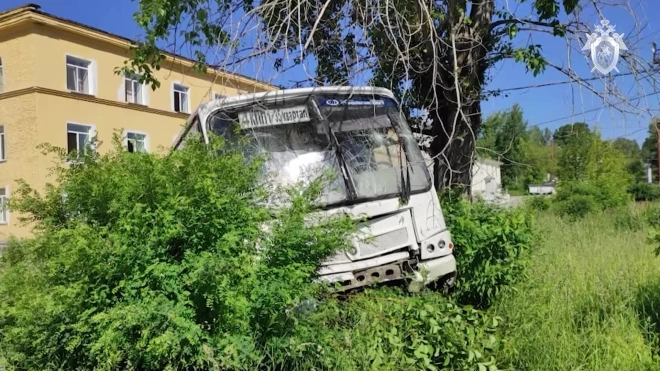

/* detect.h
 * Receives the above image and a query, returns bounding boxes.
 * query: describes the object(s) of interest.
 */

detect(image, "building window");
[126,132,147,153]
[124,75,144,105]
[66,56,91,94]
[173,84,189,113]
[67,123,93,157]
[0,125,5,161]
[214,93,226,100]
[0,187,7,224]
[0,57,4,93]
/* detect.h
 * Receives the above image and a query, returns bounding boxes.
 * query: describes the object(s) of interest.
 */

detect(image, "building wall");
[32,26,257,111]
[0,25,38,90]
[0,92,39,240]
[471,160,502,195]
[0,19,274,243]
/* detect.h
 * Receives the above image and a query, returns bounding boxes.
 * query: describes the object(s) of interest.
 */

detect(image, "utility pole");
[550,140,555,161]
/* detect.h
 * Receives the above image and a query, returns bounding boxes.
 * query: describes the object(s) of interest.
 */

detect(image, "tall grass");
[495,209,660,370]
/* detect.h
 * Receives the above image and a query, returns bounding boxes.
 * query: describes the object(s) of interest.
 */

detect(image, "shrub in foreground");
[439,189,537,308]
[278,287,505,370]
[0,135,357,370]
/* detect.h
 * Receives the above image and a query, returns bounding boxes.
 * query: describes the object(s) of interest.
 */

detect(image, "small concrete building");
[471,158,504,202]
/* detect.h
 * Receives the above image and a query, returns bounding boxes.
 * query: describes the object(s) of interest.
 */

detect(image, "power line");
[526,90,660,129]
[486,71,639,94]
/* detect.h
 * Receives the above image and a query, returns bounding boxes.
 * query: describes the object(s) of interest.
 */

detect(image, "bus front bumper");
[316,253,456,292]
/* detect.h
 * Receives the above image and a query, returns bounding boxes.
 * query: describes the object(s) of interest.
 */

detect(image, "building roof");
[0,3,279,92]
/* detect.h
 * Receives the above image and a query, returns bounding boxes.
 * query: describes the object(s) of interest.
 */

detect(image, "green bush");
[525,196,551,211]
[553,194,598,219]
[551,181,630,219]
[439,189,537,308]
[629,182,660,202]
[0,134,358,370]
[279,287,505,370]
[643,205,660,228]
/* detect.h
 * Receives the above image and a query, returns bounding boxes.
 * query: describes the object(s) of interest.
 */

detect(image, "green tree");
[609,137,644,183]
[527,126,549,146]
[556,126,594,181]
[519,135,555,187]
[552,122,591,147]
[478,104,528,190]
[642,118,660,181]
[611,138,641,159]
[121,0,582,188]
[555,129,631,213]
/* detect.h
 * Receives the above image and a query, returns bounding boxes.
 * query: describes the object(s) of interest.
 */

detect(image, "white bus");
[173,86,456,292]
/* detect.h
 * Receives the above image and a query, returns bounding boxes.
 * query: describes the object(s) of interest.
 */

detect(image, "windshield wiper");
[308,98,358,200]
[387,112,411,204]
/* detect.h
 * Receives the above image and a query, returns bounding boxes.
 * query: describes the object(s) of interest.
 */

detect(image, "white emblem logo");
[582,19,628,75]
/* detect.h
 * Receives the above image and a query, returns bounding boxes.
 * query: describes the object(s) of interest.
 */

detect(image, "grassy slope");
[495,211,660,370]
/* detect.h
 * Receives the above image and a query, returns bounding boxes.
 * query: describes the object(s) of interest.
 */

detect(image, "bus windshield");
[207,95,431,206]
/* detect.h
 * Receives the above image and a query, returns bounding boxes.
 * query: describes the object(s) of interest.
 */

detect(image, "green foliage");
[611,137,641,159]
[551,178,631,219]
[629,182,660,202]
[478,104,527,189]
[525,196,551,211]
[439,189,537,309]
[553,192,598,219]
[275,288,506,370]
[552,122,590,147]
[643,205,660,228]
[553,129,632,218]
[478,105,556,190]
[613,205,646,232]
[495,211,660,370]
[0,133,358,370]
[641,118,660,177]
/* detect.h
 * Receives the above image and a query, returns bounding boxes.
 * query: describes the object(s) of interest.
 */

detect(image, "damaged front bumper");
[316,252,456,292]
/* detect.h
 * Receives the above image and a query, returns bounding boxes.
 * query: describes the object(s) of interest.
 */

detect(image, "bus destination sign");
[238,105,311,129]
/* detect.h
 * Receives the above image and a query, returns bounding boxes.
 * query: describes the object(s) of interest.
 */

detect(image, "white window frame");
[0,125,5,162]
[122,73,147,105]
[212,91,227,101]
[0,186,8,225]
[171,82,190,113]
[0,57,4,93]
[124,130,149,153]
[66,122,96,161]
[65,54,96,95]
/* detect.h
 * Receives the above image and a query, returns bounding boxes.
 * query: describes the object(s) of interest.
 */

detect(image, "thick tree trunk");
[428,99,482,191]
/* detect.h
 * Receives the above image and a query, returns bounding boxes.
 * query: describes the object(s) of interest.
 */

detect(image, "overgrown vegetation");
[4,128,660,370]
[0,134,536,370]
[495,209,660,370]
[439,190,536,308]
[0,134,359,369]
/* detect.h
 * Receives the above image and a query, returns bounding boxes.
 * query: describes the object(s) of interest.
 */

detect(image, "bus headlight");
[420,231,453,260]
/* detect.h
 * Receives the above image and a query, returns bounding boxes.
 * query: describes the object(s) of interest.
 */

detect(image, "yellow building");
[0,4,276,244]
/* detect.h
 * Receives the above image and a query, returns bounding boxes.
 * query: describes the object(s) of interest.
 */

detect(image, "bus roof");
[172,86,399,149]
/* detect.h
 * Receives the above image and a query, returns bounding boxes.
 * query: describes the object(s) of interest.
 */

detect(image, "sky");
[3,0,660,144]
